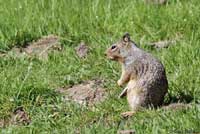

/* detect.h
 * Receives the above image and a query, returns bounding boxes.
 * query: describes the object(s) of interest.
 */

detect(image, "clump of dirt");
[56,79,106,106]
[10,106,31,125]
[75,42,89,58]
[4,35,61,60]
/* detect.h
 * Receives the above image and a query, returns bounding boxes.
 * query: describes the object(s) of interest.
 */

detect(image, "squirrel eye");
[111,45,116,49]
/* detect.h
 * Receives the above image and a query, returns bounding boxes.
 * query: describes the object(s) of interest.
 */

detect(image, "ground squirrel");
[106,33,168,117]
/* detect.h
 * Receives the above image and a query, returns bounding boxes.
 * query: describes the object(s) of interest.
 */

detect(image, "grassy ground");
[0,0,200,133]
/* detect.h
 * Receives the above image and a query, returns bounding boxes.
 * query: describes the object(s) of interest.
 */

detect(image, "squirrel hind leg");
[127,88,145,111]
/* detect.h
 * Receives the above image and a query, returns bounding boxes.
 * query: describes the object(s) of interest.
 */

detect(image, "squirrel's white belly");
[127,94,141,111]
[127,82,145,111]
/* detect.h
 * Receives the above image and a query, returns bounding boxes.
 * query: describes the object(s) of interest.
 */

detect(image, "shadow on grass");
[164,90,194,105]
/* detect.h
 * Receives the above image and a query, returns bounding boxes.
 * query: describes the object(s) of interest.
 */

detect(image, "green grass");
[0,0,200,133]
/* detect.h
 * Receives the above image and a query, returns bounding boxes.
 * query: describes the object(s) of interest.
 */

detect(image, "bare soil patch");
[56,79,107,106]
[23,35,61,59]
[3,35,62,60]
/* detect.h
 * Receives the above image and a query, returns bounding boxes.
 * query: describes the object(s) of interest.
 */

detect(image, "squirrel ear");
[122,32,130,42]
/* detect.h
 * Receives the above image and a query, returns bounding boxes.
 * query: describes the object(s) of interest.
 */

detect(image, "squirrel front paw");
[117,80,123,87]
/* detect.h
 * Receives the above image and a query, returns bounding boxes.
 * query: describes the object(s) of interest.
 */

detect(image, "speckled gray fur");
[106,33,168,111]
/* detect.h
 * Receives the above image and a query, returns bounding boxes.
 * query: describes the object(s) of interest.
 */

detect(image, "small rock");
[75,42,89,58]
[118,130,135,134]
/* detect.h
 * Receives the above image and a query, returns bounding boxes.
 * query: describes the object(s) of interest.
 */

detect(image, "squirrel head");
[105,33,133,63]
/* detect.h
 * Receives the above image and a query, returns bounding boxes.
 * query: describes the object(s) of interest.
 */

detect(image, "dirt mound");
[23,35,61,59]
[56,80,106,106]
[2,35,62,60]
